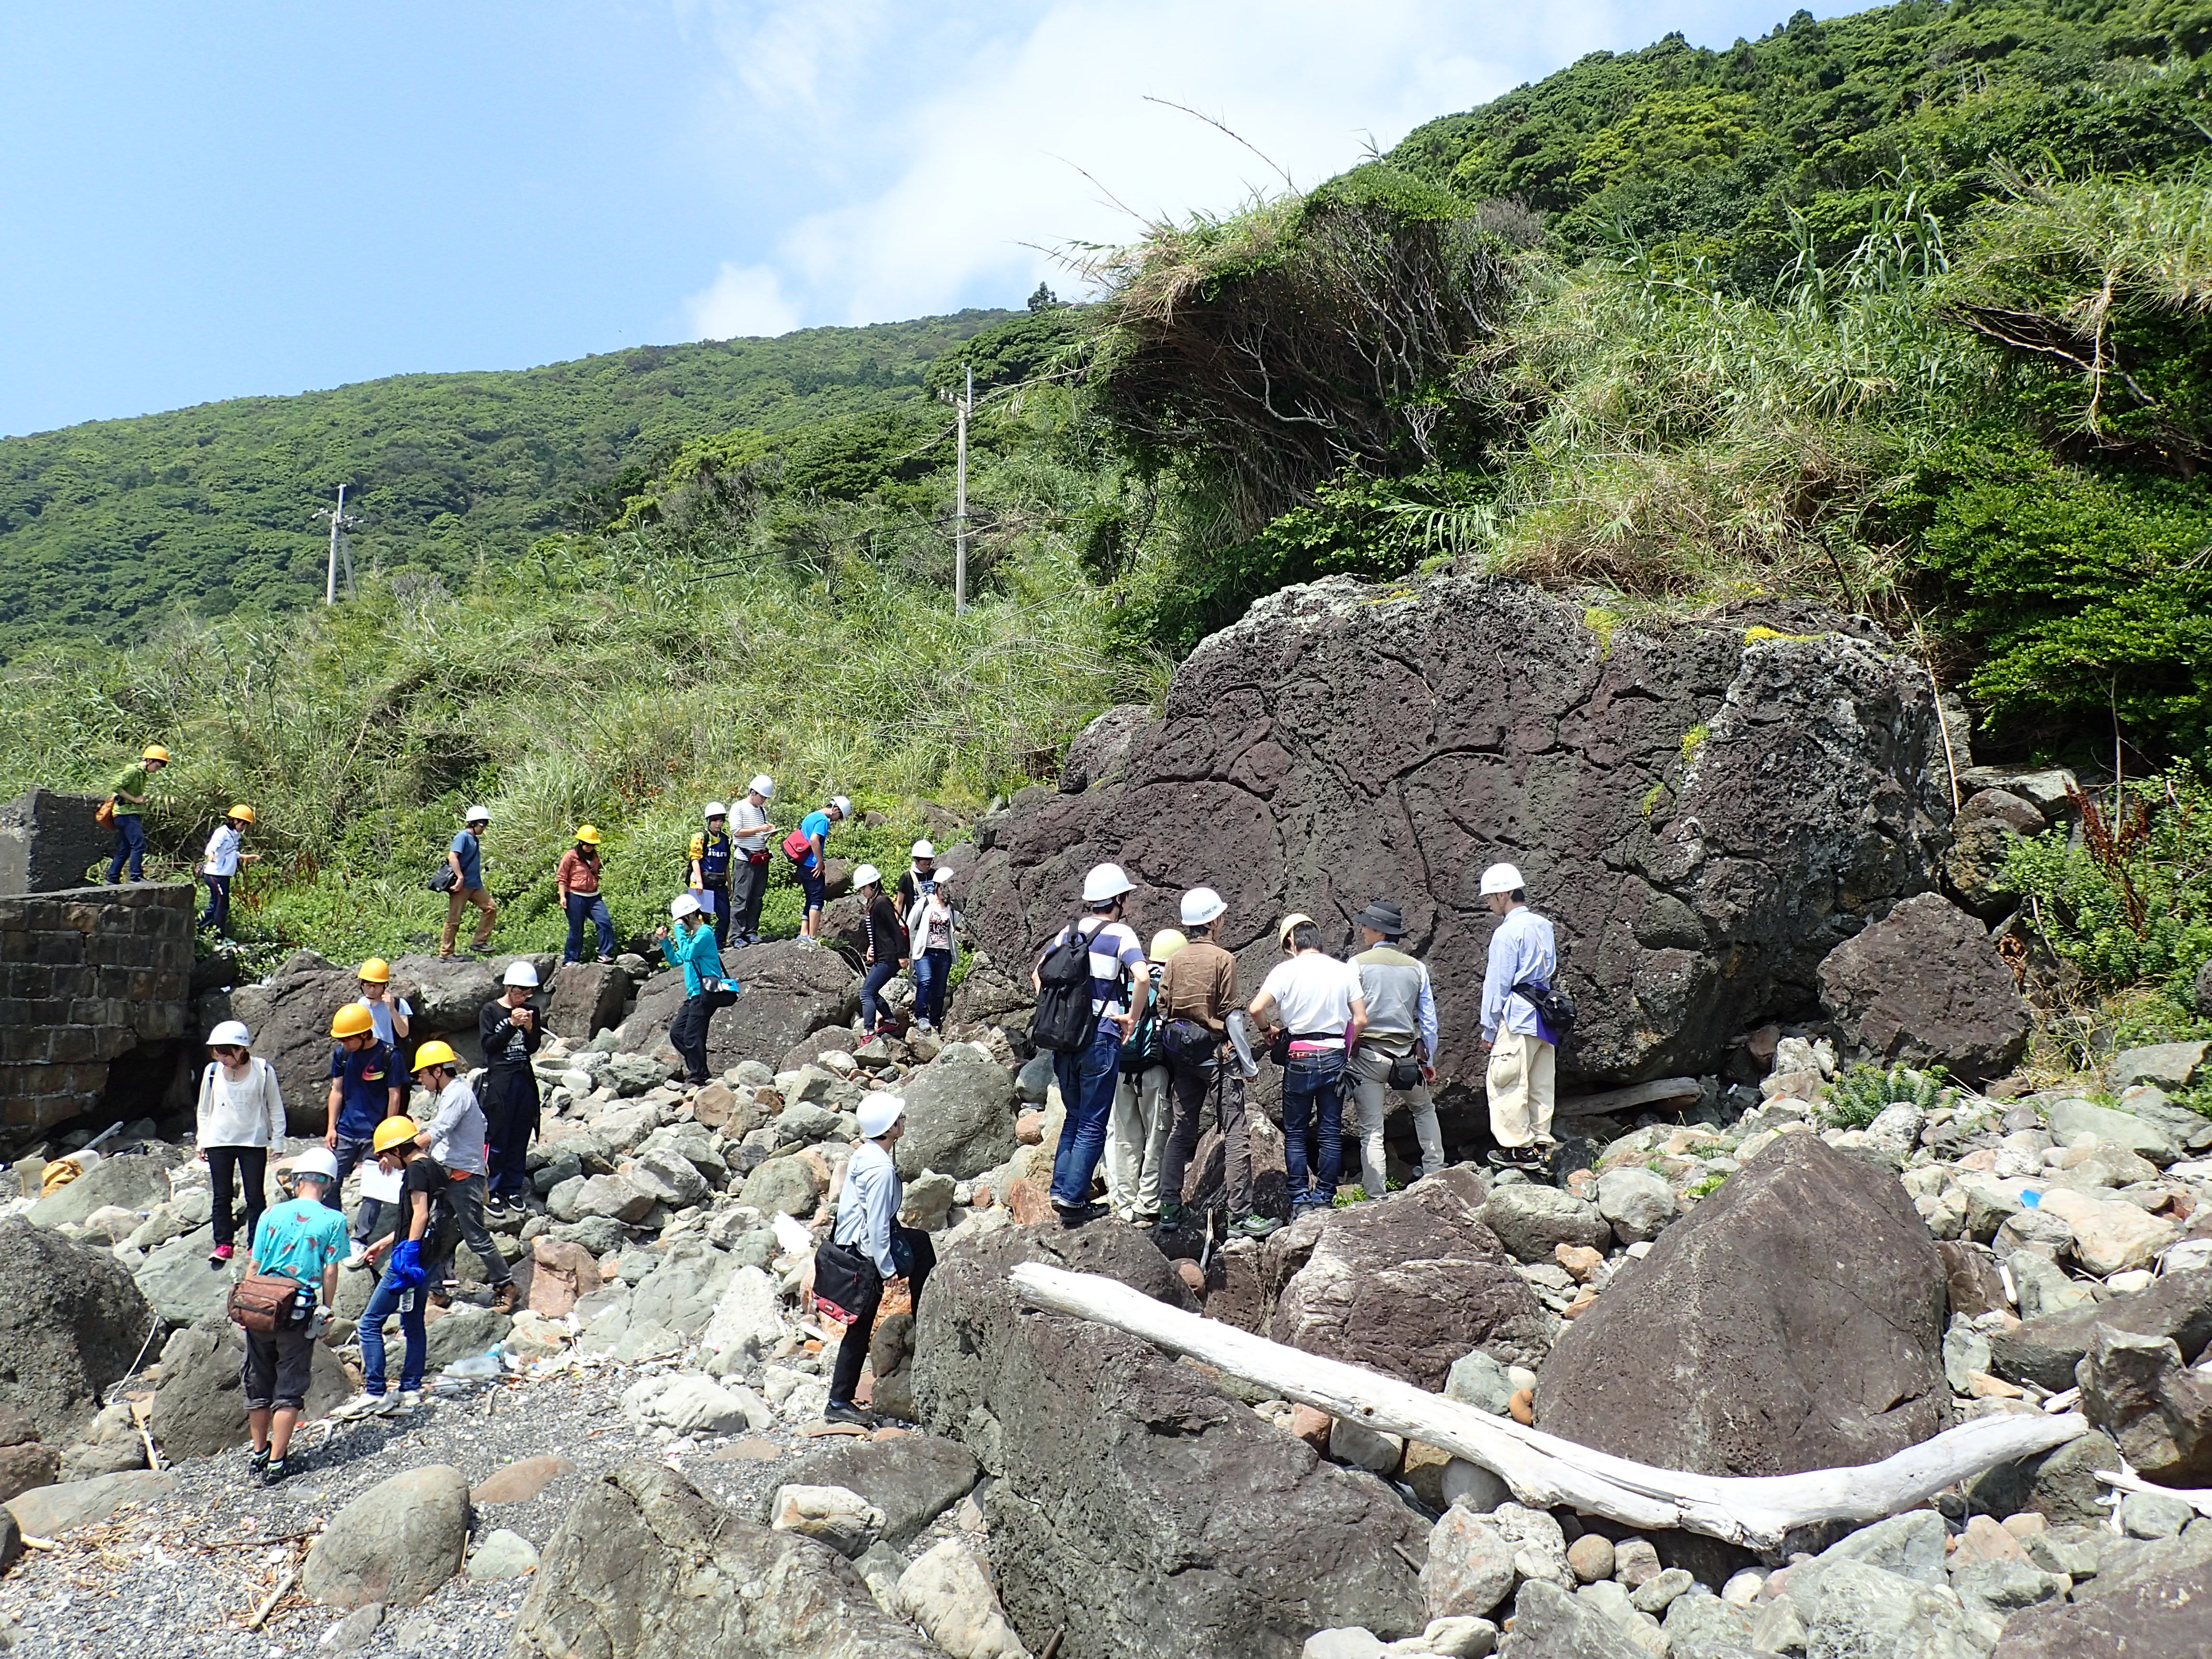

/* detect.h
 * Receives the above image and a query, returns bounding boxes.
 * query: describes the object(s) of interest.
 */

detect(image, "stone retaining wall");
[0,882,193,1137]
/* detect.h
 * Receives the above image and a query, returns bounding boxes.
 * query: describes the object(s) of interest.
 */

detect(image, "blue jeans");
[563,891,614,962]
[107,814,147,882]
[860,959,902,1030]
[197,873,230,934]
[1050,1021,1123,1208]
[1281,1049,1346,1205]
[358,1268,427,1396]
[912,948,951,1024]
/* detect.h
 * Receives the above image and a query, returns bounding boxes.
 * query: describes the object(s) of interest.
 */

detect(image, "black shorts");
[241,1327,315,1413]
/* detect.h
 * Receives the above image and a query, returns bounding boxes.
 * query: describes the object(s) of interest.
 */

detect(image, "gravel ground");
[0,1361,842,1659]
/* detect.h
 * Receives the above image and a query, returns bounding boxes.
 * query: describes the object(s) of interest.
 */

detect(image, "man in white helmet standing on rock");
[1480,862,1560,1172]
[728,775,778,947]
[1032,862,1150,1225]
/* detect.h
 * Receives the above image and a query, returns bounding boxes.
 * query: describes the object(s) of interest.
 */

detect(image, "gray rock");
[24,1155,169,1230]
[2080,1323,2212,1485]
[5,1468,172,1537]
[1494,1581,1653,1659]
[627,1149,709,1209]
[571,1174,656,1224]
[762,1432,979,1548]
[0,1217,158,1440]
[1661,1591,1755,1658]
[1947,1557,2065,1625]
[544,962,632,1041]
[899,1170,957,1230]
[894,1537,1029,1658]
[148,1316,349,1459]
[774,1101,845,1147]
[1303,1631,1385,1659]
[2197,956,2212,1018]
[1444,1351,1514,1416]
[1423,1503,1570,1622]
[1989,1265,2212,1393]
[895,1045,1018,1181]
[1815,892,2032,1084]
[769,1484,886,1558]
[2023,1523,2107,1578]
[550,1216,630,1256]
[2110,1039,2210,1091]
[509,1462,936,1659]
[623,1373,758,1435]
[423,1306,513,1370]
[301,1463,471,1609]
[1968,1429,2125,1527]
[740,1156,823,1217]
[1797,1559,1983,1659]
[1479,1185,1610,1264]
[1993,1548,2212,1658]
[1595,1167,1677,1245]
[626,1245,735,1337]
[466,1528,540,1581]
[318,1603,383,1654]
[2117,1488,2196,1539]
[2044,1096,2181,1165]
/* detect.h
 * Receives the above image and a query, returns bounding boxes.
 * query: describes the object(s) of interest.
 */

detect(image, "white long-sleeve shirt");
[1481,906,1557,1042]
[422,1075,487,1175]
[833,1139,902,1278]
[196,1057,287,1149]
[201,823,242,878]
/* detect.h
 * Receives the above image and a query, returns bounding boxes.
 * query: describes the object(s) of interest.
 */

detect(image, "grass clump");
[1820,1063,1956,1129]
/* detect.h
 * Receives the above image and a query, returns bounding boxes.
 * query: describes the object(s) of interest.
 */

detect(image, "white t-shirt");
[1258,952,1359,1045]
[202,824,241,878]
[364,997,412,1047]
[730,798,770,854]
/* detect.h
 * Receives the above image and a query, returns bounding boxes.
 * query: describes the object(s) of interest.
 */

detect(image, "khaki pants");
[1486,1028,1556,1147]
[1346,1045,1444,1197]
[441,885,497,955]
[1104,1064,1172,1219]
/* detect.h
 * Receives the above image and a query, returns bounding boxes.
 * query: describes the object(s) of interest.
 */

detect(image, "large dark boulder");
[1535,1132,1949,1476]
[615,944,856,1072]
[894,1043,1018,1180]
[544,961,632,1041]
[0,789,108,894]
[965,577,1948,1087]
[1816,892,2032,1084]
[1992,1538,2212,1657]
[387,953,556,1037]
[913,1222,1424,1659]
[0,1219,157,1441]
[508,1461,935,1659]
[754,1432,978,1547]
[223,958,360,1136]
[1271,1170,1552,1387]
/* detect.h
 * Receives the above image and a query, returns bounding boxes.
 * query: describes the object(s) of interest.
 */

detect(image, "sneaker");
[395,1390,424,1413]
[257,1457,291,1487]
[488,1281,519,1314]
[1231,1213,1282,1239]
[1487,1146,1542,1170]
[822,1400,876,1429]
[330,1392,396,1420]
[209,1243,234,1266]
[342,1245,372,1270]
[1052,1201,1103,1227]
[248,1444,270,1473]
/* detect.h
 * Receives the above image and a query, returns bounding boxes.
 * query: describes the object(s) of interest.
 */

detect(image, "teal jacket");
[661,922,733,997]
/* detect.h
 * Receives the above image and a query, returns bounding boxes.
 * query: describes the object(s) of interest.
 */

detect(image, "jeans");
[481,1067,539,1200]
[911,948,951,1025]
[1049,1021,1122,1208]
[198,873,230,934]
[1158,1058,1253,1219]
[358,1268,428,1395]
[106,814,147,883]
[563,891,614,962]
[860,959,902,1031]
[1346,1045,1445,1197]
[1281,1048,1346,1206]
[205,1145,268,1250]
[732,856,769,940]
[826,1227,935,1407]
[427,1170,511,1290]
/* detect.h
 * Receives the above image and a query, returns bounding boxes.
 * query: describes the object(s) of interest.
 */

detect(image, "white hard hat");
[704,801,729,820]
[1480,862,1526,896]
[856,1092,905,1138]
[502,961,541,988]
[670,893,703,920]
[749,775,775,798]
[463,805,490,824]
[852,864,882,889]
[206,1019,252,1048]
[830,794,853,817]
[911,840,936,860]
[1082,862,1134,904]
[290,1147,339,1184]
[1180,887,1226,926]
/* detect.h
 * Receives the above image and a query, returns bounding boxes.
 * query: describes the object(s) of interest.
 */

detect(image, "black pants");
[670,988,734,1084]
[827,1227,936,1407]
[481,1066,540,1200]
[241,1324,314,1412]
[206,1145,268,1250]
[731,856,769,940]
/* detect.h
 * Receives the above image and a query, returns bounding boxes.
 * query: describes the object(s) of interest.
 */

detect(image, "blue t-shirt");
[329,1041,397,1140]
[450,829,483,890]
[798,810,831,868]
[252,1197,349,1288]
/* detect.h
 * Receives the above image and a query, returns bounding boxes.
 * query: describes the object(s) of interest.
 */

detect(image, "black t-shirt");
[398,1154,447,1234]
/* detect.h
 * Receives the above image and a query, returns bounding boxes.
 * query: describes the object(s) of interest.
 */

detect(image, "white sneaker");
[330,1392,395,1420]
[342,1245,372,1270]
[395,1390,424,1413]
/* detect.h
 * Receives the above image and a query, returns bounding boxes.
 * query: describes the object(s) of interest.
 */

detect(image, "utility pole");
[315,485,359,605]
[954,364,971,615]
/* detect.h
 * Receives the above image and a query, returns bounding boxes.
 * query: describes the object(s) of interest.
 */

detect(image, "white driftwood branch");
[1010,1262,2089,1550]
[2098,1467,2212,1518]
[1555,1077,1703,1119]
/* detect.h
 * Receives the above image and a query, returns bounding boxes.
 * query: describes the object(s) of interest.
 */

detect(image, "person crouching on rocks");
[823,1092,935,1428]
[197,1019,288,1267]
[241,1146,347,1486]
[658,893,737,1087]
[409,1040,517,1313]
[331,1116,440,1420]
[1480,862,1560,1174]
[478,961,544,1215]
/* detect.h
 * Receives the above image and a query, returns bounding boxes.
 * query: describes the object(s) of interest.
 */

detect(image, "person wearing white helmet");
[196,1020,289,1268]
[690,802,737,950]
[819,1092,935,1426]
[240,1144,348,1486]
[904,866,958,1031]
[728,776,779,946]
[1479,862,1559,1170]
[896,840,938,916]
[1105,927,1184,1224]
[853,866,911,1034]
[787,794,851,943]
[439,805,498,960]
[478,961,545,1212]
[1153,886,1271,1235]
[659,892,738,1085]
[1031,861,1152,1224]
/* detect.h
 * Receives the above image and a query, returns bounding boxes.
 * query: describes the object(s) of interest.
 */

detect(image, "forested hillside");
[0,311,1011,649]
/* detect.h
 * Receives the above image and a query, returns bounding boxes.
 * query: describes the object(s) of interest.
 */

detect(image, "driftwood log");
[1555,1077,1704,1120]
[1010,1262,2089,1551]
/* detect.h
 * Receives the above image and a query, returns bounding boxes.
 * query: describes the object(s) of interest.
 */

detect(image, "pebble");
[1566,1533,1615,1583]
[1612,1537,1662,1588]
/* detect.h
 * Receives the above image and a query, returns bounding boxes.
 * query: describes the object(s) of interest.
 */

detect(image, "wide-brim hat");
[1355,900,1404,936]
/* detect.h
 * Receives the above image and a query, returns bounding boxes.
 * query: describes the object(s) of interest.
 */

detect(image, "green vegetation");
[1820,1062,1957,1128]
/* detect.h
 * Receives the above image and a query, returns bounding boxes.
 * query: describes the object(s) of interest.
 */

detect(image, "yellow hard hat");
[372,1116,420,1154]
[228,803,255,824]
[410,1039,459,1073]
[574,824,602,846]
[1148,928,1189,964]
[142,744,170,764]
[357,958,392,984]
[329,1003,375,1040]
[1277,912,1316,948]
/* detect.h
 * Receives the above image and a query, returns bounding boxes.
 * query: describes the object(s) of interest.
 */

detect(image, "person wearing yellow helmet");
[355,958,411,1046]
[103,743,170,884]
[330,1114,439,1419]
[325,1001,405,1268]
[196,803,260,938]
[557,826,615,965]
[409,1040,517,1313]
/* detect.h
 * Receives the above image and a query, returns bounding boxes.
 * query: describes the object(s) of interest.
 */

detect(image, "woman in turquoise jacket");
[657,893,737,1085]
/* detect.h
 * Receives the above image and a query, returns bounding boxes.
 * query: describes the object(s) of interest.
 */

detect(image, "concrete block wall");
[0,881,194,1136]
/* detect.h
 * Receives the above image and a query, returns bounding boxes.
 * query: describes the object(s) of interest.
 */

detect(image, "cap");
[852,864,882,889]
[411,1039,460,1073]
[290,1147,339,1184]
[704,802,728,820]
[670,893,703,920]
[1148,928,1188,963]
[911,840,936,860]
[330,1003,376,1040]
[748,775,775,798]
[463,805,490,824]
[1479,863,1525,896]
[357,958,392,984]
[502,961,541,988]
[1355,899,1405,936]
[373,1116,420,1154]
[1082,862,1134,903]
[1276,913,1315,948]
[856,1092,905,1138]
[206,1019,252,1048]
[1180,887,1226,926]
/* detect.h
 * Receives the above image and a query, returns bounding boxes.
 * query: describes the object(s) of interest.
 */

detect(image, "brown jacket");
[1154,937,1238,1034]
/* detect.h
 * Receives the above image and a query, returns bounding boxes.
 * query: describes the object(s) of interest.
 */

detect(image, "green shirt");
[110,764,152,816]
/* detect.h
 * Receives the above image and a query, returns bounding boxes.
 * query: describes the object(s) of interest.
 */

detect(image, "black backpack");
[1032,915,1101,1054]
[1515,978,1577,1036]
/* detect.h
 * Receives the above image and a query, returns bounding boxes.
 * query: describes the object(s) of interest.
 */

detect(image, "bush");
[1820,1063,1955,1129]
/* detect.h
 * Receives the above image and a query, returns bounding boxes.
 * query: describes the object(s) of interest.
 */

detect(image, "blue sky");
[0,0,1847,437]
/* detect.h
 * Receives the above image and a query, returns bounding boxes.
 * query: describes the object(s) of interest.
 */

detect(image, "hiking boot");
[1052,1202,1103,1228]
[1231,1213,1282,1239]
[1487,1146,1544,1171]
[488,1281,519,1315]
[822,1400,876,1429]
[1154,1201,1185,1230]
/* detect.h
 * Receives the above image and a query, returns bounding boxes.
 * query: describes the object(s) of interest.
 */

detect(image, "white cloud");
[684,261,802,339]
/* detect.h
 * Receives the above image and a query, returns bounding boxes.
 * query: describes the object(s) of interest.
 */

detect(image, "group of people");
[1033,859,1562,1237]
